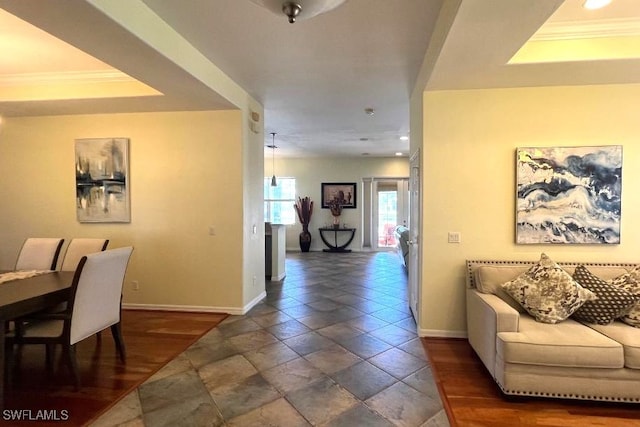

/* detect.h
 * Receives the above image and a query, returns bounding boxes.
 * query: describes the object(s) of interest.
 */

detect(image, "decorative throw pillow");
[572,265,639,325]
[607,265,640,327]
[501,253,595,324]
[608,265,640,288]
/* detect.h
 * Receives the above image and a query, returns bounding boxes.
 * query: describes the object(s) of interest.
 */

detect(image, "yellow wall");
[0,110,249,311]
[270,156,410,251]
[421,84,640,335]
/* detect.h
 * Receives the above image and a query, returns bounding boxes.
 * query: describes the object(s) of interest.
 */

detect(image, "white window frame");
[264,177,296,225]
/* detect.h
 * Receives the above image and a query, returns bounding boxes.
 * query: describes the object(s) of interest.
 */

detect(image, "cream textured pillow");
[572,265,638,325]
[607,265,640,327]
[501,253,595,324]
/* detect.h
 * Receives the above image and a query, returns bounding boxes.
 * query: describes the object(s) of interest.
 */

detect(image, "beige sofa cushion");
[474,266,528,312]
[497,316,623,369]
[585,321,640,369]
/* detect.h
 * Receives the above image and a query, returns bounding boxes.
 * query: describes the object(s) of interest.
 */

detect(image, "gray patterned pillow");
[501,253,595,324]
[607,265,640,327]
[572,265,638,325]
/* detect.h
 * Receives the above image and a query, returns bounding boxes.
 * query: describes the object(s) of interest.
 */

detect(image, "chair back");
[15,238,64,271]
[68,247,133,345]
[60,238,109,271]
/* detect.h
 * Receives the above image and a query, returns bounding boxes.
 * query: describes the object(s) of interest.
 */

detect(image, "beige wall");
[0,110,253,312]
[420,84,640,336]
[270,157,409,252]
[242,100,268,306]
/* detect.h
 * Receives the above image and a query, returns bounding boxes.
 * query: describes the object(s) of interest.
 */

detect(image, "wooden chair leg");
[65,345,80,390]
[5,340,14,387]
[45,344,55,372]
[110,323,126,363]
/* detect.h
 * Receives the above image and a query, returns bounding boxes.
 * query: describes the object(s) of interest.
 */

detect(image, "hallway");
[94,251,448,426]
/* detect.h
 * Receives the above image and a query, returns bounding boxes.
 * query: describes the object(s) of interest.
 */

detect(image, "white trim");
[123,291,267,316]
[270,272,286,281]
[533,18,640,41]
[243,291,267,314]
[418,328,467,339]
[123,303,239,314]
[0,70,136,86]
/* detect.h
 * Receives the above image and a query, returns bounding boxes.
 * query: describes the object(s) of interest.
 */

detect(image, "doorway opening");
[362,178,409,251]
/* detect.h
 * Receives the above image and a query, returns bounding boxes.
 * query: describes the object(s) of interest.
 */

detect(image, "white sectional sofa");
[466,259,640,403]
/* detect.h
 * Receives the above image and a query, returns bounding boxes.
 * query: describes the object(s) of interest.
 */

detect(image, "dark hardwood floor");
[422,338,640,427]
[5,310,227,427]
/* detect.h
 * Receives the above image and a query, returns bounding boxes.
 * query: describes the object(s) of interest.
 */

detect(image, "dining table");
[0,270,75,408]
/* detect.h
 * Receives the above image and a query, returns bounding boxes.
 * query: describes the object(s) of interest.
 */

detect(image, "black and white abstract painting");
[516,146,622,244]
[75,138,130,223]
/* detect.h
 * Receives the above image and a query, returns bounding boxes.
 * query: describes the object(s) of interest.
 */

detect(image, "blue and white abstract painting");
[516,146,622,244]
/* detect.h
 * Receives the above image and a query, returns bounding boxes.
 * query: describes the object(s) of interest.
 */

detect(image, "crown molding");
[532,18,640,41]
[0,70,134,86]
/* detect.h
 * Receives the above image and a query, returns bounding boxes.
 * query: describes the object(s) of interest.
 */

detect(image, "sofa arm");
[466,288,520,377]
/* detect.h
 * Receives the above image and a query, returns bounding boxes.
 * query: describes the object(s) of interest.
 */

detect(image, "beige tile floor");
[92,251,449,427]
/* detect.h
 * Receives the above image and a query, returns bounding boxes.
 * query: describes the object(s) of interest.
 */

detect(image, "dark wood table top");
[0,270,75,407]
[0,271,75,320]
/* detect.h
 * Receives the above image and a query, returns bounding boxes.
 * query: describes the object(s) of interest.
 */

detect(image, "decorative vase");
[332,215,340,229]
[299,225,311,252]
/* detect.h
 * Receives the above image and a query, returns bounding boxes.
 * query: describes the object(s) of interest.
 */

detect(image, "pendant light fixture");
[270,132,277,187]
[249,0,348,24]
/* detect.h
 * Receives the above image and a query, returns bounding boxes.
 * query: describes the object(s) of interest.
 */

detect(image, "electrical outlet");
[132,280,140,291]
[448,232,461,243]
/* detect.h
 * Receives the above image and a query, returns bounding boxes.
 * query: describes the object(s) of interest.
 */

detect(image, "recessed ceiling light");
[360,137,369,141]
[583,0,612,10]
[399,136,409,141]
[364,108,375,116]
[395,152,403,156]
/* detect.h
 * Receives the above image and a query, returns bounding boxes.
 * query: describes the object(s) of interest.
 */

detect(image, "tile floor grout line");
[92,251,449,427]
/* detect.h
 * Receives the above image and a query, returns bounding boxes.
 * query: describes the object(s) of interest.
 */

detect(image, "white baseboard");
[243,291,267,313]
[418,328,467,338]
[123,291,267,316]
[270,273,286,281]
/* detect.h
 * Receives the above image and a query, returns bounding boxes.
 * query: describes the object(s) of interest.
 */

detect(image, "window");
[264,177,296,224]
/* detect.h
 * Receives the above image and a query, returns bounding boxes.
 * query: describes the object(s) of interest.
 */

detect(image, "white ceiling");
[1,0,639,157]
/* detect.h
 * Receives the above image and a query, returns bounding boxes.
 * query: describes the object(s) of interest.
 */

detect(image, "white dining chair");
[15,238,65,271]
[60,238,109,271]
[10,246,134,388]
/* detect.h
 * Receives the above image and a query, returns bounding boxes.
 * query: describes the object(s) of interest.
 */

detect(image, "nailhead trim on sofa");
[466,260,638,290]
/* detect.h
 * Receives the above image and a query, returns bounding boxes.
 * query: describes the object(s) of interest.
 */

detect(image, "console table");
[318,227,356,253]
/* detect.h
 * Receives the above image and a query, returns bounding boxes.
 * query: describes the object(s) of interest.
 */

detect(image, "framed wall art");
[516,145,622,244]
[75,138,130,223]
[321,182,357,209]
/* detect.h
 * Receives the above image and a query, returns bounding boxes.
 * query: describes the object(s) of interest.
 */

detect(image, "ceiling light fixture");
[269,132,278,187]
[249,0,348,24]
[399,136,409,141]
[364,108,375,116]
[583,0,612,10]
[395,152,403,156]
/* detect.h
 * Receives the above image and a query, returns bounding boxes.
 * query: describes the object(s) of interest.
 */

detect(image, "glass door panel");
[377,190,397,248]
